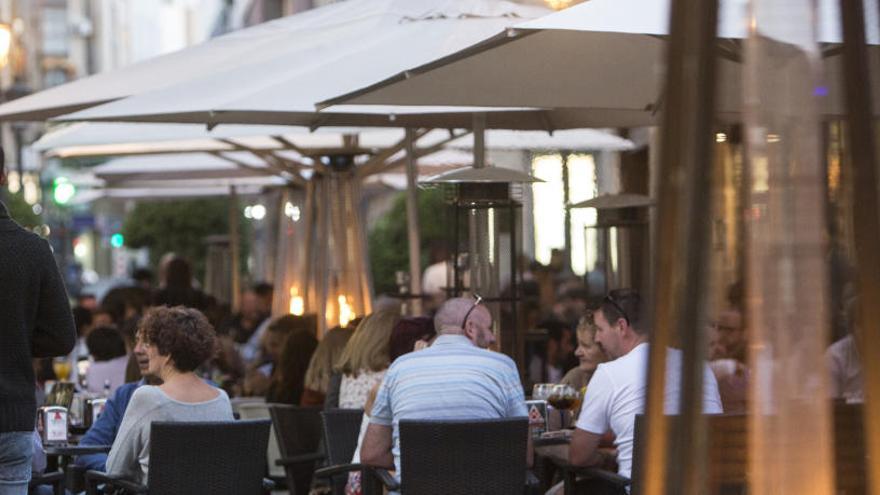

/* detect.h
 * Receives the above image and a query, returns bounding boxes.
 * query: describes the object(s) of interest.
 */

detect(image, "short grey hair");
[434,297,477,335]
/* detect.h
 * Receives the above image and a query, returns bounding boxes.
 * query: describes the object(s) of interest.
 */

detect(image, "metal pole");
[562,151,572,272]
[643,0,718,494]
[404,128,423,315]
[840,0,880,492]
[473,113,486,169]
[229,185,241,313]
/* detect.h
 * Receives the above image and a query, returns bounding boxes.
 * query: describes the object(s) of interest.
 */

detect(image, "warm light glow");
[289,287,304,315]
[0,24,12,67]
[544,0,577,10]
[716,132,728,143]
[338,295,354,328]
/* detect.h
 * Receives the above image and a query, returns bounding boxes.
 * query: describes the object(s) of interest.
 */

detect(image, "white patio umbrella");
[90,153,287,184]
[319,0,880,121]
[33,122,446,158]
[51,0,626,130]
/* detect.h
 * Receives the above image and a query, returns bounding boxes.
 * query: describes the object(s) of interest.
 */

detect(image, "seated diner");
[104,306,234,484]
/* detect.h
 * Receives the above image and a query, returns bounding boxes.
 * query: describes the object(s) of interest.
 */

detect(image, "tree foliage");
[3,192,41,228]
[122,198,248,281]
[368,187,451,295]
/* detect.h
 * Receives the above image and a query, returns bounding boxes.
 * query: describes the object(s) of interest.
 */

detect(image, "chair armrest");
[314,462,367,478]
[372,468,399,491]
[85,470,149,494]
[28,470,64,486]
[275,452,325,466]
[313,464,399,490]
[563,465,631,487]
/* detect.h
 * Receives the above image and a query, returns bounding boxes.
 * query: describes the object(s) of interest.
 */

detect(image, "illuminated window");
[532,155,565,266]
[532,153,598,275]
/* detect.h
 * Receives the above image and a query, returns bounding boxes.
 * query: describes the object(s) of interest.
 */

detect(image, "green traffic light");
[110,233,124,248]
[52,177,76,205]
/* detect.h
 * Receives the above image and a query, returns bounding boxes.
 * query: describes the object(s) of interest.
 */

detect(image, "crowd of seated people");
[42,243,866,495]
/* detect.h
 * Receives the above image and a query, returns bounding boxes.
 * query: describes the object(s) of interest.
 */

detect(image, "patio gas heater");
[570,193,654,297]
[424,166,541,369]
[273,138,374,337]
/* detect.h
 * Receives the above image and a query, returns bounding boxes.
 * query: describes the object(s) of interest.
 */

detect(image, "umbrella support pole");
[229,185,241,313]
[404,128,423,315]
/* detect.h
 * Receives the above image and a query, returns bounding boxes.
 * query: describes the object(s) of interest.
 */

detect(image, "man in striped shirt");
[361,297,529,483]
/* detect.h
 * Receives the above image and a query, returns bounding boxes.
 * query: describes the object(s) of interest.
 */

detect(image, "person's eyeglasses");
[460,293,483,330]
[604,293,630,325]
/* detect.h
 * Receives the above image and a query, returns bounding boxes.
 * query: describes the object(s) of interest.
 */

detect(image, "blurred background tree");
[368,187,450,295]
[122,198,249,282]
[4,192,41,228]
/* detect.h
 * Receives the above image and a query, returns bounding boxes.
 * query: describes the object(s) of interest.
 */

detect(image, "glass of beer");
[53,358,72,382]
[547,384,578,410]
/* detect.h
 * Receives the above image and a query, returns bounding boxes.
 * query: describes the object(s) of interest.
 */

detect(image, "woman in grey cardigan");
[106,306,233,484]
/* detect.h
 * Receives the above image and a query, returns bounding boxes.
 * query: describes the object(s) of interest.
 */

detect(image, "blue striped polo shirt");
[370,334,528,480]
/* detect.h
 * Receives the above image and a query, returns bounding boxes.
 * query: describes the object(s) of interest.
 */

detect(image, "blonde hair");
[335,310,400,376]
[576,311,598,339]
[303,326,353,393]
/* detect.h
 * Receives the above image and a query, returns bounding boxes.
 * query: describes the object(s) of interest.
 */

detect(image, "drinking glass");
[53,358,71,382]
[532,383,553,401]
[547,384,579,410]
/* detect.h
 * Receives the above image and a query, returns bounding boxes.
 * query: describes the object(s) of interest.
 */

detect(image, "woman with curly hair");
[105,306,233,484]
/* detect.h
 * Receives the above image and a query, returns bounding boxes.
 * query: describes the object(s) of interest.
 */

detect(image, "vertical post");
[229,186,241,313]
[562,151,572,272]
[840,0,880,492]
[405,128,424,315]
[643,0,718,494]
[473,113,486,169]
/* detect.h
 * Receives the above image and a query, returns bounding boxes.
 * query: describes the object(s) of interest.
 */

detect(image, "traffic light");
[52,177,76,205]
[110,233,124,248]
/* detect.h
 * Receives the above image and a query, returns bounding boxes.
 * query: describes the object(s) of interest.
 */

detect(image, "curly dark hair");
[137,306,217,372]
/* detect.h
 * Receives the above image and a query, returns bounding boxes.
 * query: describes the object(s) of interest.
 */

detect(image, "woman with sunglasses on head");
[104,306,233,485]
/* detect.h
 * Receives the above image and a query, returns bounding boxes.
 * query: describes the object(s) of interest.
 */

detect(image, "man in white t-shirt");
[570,289,723,480]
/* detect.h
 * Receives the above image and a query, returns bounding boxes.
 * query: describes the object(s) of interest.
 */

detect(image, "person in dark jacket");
[0,159,76,495]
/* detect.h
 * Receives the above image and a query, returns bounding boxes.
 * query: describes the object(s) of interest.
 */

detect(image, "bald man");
[360,297,529,487]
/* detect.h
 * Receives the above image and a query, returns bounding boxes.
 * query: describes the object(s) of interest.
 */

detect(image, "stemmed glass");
[532,383,553,401]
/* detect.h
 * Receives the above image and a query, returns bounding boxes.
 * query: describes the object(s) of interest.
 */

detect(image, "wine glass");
[532,383,553,401]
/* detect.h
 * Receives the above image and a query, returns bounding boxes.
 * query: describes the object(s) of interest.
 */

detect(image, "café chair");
[560,414,746,495]
[28,470,64,495]
[84,420,273,495]
[316,417,530,495]
[238,401,286,485]
[268,404,324,495]
[319,408,365,495]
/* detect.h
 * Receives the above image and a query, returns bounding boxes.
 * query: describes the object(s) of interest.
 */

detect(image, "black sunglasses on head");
[460,293,483,330]
[604,289,637,325]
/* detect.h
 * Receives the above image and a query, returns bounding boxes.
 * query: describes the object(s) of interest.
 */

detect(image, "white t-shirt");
[575,343,723,479]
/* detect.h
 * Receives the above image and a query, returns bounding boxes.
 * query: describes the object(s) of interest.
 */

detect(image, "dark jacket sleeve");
[31,239,76,358]
[78,383,137,471]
